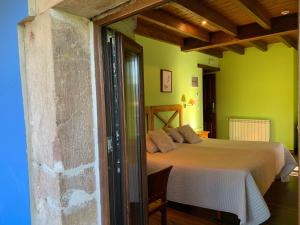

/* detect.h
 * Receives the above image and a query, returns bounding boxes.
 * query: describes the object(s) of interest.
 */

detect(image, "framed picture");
[160,69,172,93]
[192,76,198,87]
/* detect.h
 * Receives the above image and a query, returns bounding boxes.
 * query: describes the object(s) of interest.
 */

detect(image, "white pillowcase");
[164,127,184,143]
[146,134,159,153]
[148,129,176,153]
[177,125,202,144]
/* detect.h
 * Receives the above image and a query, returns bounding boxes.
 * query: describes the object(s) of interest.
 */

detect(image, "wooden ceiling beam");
[200,49,223,58]
[223,45,245,55]
[94,0,170,25]
[182,14,298,52]
[198,64,220,73]
[230,0,271,29]
[139,9,209,42]
[250,40,268,51]
[135,18,184,46]
[173,0,237,36]
[198,64,220,70]
[278,35,298,49]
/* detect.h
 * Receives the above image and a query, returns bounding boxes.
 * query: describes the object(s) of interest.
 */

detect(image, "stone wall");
[18,9,100,225]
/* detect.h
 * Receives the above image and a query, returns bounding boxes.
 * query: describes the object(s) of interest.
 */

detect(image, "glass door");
[102,28,147,225]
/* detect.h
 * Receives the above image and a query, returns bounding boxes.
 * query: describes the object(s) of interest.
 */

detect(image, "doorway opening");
[95,1,299,225]
[200,64,220,138]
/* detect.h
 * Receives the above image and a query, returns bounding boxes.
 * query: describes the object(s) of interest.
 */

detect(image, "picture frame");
[192,76,198,87]
[160,69,172,93]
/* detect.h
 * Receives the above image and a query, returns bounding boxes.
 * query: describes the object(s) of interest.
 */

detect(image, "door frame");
[203,73,217,138]
[93,2,168,225]
[199,64,220,138]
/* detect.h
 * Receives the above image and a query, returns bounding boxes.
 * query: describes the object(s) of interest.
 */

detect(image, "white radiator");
[229,118,271,142]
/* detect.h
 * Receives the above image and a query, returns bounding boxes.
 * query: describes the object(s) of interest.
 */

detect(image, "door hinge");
[107,137,113,153]
[116,160,121,174]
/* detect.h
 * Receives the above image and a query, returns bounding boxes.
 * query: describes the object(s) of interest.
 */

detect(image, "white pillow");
[146,134,159,153]
[164,127,184,143]
[177,125,202,144]
[148,129,176,153]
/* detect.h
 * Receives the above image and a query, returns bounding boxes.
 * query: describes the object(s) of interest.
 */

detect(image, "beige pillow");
[148,129,176,153]
[164,127,184,143]
[177,125,202,144]
[146,134,159,153]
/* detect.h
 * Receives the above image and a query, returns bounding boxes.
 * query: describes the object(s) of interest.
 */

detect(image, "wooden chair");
[147,166,173,225]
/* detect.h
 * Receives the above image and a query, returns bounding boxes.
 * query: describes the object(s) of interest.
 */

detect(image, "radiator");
[229,118,271,142]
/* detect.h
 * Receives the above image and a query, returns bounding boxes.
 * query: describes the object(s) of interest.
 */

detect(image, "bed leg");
[217,211,222,221]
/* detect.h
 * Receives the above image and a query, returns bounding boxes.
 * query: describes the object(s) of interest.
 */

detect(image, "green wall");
[216,43,298,149]
[135,35,218,131]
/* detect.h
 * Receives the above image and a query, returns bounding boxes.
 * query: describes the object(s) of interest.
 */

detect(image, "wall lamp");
[181,94,197,108]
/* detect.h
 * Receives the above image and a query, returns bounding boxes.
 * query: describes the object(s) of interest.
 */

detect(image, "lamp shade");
[188,98,197,105]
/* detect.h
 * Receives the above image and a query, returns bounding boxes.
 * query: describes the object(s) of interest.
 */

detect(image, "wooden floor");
[149,176,298,225]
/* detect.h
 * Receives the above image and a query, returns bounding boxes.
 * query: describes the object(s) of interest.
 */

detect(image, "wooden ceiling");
[135,0,298,57]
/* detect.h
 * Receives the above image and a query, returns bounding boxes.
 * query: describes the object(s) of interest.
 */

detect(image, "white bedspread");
[147,138,297,225]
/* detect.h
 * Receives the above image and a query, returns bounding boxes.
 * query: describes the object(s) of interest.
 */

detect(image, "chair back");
[147,166,173,204]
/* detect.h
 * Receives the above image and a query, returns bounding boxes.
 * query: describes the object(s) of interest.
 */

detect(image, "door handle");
[212,102,215,113]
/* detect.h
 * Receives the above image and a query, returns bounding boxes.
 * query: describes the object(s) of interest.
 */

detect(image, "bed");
[145,104,297,225]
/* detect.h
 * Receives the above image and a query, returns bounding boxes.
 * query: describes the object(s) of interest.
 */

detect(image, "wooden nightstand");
[197,131,210,138]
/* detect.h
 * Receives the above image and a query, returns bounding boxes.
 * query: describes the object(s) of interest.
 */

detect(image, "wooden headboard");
[145,104,183,131]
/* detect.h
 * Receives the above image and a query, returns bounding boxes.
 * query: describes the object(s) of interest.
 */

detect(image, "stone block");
[23,9,95,170]
[50,11,95,168]
[60,166,96,196]
[56,111,94,169]
[33,198,63,225]
[19,9,100,225]
[31,163,96,208]
[23,10,58,169]
[62,200,98,225]
[31,164,60,202]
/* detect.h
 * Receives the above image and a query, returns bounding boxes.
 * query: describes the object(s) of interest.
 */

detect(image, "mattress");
[147,138,297,225]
